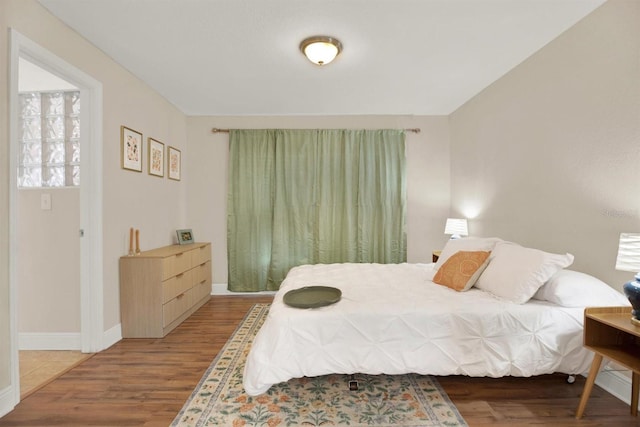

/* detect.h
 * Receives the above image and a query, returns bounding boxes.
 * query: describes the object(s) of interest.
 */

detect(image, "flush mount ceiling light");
[299,36,343,66]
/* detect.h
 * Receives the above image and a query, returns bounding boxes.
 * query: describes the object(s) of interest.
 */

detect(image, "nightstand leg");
[576,354,603,419]
[632,371,639,416]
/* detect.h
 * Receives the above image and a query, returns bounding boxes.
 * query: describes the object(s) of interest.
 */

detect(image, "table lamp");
[615,232,640,325]
[444,218,468,240]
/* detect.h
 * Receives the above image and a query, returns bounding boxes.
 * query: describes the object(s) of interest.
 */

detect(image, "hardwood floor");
[0,295,637,426]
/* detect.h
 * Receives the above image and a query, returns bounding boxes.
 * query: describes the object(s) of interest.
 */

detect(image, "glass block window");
[18,91,80,188]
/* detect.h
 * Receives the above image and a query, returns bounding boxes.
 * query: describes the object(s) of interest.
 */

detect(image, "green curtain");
[227,129,406,292]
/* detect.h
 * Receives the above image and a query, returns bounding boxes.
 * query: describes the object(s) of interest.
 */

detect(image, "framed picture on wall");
[168,146,181,181]
[148,138,164,177]
[121,126,143,172]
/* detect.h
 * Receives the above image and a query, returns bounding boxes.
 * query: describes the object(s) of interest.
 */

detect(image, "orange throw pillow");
[433,250,491,292]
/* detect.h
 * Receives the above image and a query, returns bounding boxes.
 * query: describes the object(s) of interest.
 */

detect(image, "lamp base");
[623,274,640,325]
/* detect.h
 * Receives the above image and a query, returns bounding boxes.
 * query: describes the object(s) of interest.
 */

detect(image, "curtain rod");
[211,127,421,134]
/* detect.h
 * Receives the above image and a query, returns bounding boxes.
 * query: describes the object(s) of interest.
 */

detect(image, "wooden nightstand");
[576,306,640,418]
[432,250,441,263]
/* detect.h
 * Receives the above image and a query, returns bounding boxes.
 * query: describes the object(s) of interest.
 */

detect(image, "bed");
[243,238,629,396]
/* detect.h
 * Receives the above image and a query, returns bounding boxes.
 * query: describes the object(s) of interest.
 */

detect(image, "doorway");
[15,58,84,398]
[8,29,104,407]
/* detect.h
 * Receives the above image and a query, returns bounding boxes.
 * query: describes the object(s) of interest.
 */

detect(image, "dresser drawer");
[191,244,211,267]
[162,270,193,304]
[192,280,211,303]
[162,251,192,280]
[163,288,193,327]
[192,261,211,286]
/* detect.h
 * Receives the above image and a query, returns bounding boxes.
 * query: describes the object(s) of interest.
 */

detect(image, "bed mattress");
[243,262,593,396]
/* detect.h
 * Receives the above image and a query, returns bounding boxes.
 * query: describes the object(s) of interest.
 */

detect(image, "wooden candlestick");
[135,229,141,255]
[128,227,135,256]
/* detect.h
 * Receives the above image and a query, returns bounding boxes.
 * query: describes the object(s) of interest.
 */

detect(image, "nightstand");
[432,250,441,263]
[576,306,640,418]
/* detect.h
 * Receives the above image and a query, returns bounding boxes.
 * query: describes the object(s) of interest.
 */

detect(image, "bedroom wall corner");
[186,115,451,287]
[448,0,640,290]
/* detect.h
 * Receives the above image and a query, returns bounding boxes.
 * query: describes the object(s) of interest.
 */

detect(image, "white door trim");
[7,29,104,409]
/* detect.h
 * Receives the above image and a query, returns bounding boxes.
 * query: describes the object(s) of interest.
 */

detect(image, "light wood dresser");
[119,242,212,338]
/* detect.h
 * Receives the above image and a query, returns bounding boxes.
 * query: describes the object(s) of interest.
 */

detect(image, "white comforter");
[243,263,593,396]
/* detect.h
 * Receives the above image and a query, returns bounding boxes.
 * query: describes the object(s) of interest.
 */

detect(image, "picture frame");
[168,146,181,181]
[176,229,194,245]
[148,138,165,177]
[121,126,143,172]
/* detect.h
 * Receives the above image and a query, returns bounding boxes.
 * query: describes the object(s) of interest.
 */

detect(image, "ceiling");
[38,0,606,116]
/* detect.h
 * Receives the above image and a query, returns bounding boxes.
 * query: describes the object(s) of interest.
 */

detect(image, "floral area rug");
[172,303,467,427]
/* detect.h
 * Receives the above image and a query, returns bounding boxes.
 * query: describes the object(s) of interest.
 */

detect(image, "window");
[18,90,80,188]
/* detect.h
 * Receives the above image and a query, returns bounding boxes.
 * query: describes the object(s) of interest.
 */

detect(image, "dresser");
[119,242,212,338]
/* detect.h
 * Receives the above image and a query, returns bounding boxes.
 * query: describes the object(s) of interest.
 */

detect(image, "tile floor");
[19,351,93,399]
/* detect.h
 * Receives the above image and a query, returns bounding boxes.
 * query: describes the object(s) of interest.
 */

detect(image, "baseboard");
[102,323,122,350]
[19,325,122,353]
[595,368,637,409]
[0,384,17,418]
[212,283,276,296]
[19,332,81,350]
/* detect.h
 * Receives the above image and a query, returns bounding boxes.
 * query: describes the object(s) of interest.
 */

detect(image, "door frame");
[8,29,104,406]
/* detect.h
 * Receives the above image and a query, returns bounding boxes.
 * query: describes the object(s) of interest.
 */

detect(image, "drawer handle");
[200,280,206,285]
[177,293,185,299]
[176,253,183,257]
[176,273,184,278]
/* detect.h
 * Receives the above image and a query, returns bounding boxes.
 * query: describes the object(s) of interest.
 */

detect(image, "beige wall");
[186,116,451,285]
[0,0,188,396]
[18,189,80,333]
[449,0,640,290]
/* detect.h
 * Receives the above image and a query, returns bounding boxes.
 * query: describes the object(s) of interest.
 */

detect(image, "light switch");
[41,193,52,210]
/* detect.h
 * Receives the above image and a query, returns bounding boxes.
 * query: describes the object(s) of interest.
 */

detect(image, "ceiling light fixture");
[299,36,342,66]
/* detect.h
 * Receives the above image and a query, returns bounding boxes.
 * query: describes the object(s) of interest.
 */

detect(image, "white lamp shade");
[615,233,640,272]
[444,218,468,237]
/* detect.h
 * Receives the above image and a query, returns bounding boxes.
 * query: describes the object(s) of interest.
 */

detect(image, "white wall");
[449,0,640,290]
[0,0,189,398]
[187,116,451,285]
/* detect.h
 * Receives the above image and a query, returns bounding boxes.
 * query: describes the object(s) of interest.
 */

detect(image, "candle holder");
[128,227,135,256]
[135,229,141,255]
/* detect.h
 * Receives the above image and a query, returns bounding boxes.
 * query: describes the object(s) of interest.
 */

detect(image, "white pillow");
[434,237,502,270]
[475,241,574,304]
[533,269,630,308]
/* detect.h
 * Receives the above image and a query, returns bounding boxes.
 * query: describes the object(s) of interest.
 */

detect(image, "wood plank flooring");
[0,295,638,426]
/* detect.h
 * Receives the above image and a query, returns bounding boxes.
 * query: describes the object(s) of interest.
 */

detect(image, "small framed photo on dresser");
[177,229,194,245]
